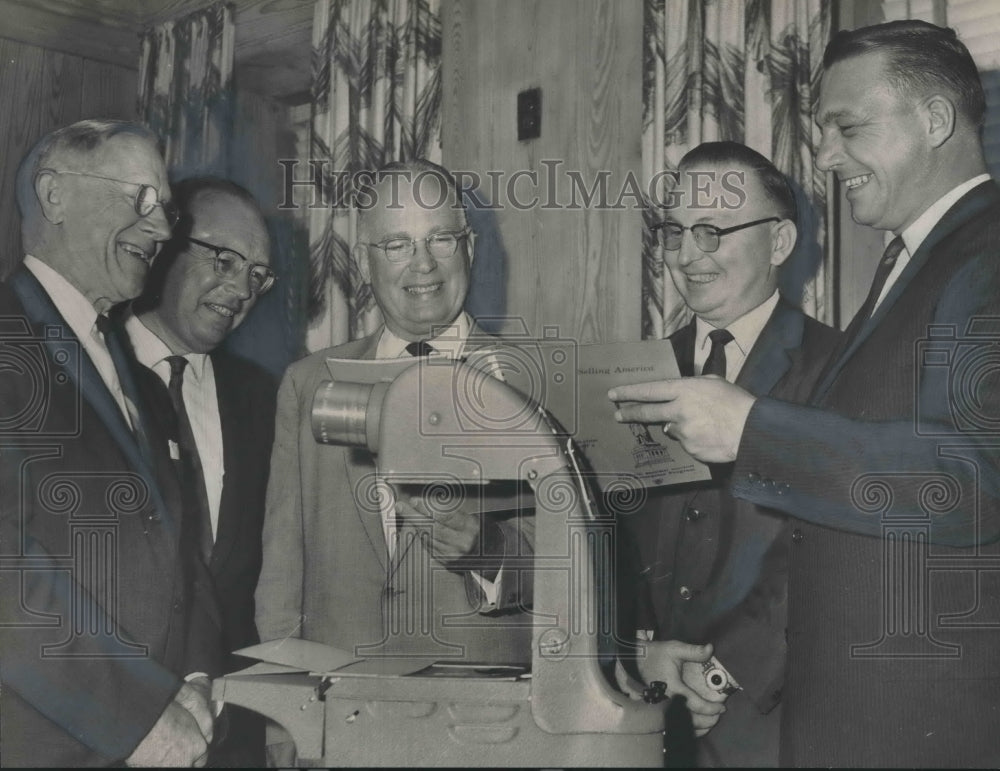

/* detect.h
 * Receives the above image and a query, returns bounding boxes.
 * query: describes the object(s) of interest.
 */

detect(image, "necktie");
[861,235,906,319]
[405,340,435,357]
[166,355,214,565]
[701,328,734,379]
[809,236,906,402]
[95,313,153,460]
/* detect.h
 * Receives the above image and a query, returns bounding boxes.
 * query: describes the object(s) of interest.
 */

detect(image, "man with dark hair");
[612,21,1000,766]
[256,159,532,762]
[0,119,220,766]
[619,141,837,767]
[124,176,279,766]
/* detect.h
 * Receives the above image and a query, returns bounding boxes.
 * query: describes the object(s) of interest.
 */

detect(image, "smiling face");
[48,133,173,310]
[815,51,938,233]
[665,162,792,328]
[358,175,471,341]
[145,190,271,354]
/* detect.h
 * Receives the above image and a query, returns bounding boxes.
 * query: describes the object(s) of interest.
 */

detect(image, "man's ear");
[770,219,797,268]
[924,94,956,148]
[353,243,371,282]
[34,170,65,225]
[466,228,476,266]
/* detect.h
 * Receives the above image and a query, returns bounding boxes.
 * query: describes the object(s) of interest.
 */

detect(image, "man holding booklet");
[615,141,837,766]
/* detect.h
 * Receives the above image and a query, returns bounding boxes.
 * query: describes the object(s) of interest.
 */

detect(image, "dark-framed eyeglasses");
[365,227,472,263]
[652,217,781,253]
[187,237,277,296]
[41,168,180,227]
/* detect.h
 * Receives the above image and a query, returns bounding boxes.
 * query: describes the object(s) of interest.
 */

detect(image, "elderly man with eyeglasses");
[614,141,838,767]
[0,119,225,767]
[255,159,533,764]
[118,176,279,767]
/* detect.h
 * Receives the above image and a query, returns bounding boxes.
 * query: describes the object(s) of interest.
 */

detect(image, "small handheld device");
[702,656,740,696]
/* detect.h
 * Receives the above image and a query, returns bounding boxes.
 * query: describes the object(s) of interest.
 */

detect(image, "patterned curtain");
[641,0,833,339]
[138,2,235,179]
[307,0,442,351]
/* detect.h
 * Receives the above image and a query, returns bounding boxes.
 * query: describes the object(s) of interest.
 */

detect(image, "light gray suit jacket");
[255,326,533,664]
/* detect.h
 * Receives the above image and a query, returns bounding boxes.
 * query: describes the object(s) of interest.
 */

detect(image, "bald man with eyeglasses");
[615,141,838,767]
[120,176,279,767]
[0,119,224,767]
[255,158,533,763]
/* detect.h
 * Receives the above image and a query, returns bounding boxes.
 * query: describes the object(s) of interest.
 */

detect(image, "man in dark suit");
[124,177,279,766]
[618,142,838,766]
[0,119,220,766]
[613,21,1000,767]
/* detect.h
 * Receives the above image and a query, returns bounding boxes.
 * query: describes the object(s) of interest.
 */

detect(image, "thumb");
[665,640,713,663]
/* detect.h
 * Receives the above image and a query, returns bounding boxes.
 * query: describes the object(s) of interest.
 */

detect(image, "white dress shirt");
[692,290,780,383]
[124,312,225,539]
[22,255,134,428]
[873,174,991,313]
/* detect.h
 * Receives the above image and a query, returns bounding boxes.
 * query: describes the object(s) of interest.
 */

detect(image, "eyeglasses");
[42,168,180,227]
[364,227,472,263]
[652,217,781,253]
[187,237,277,296]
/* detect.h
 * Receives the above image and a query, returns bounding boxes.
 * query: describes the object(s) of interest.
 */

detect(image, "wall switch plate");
[517,87,542,141]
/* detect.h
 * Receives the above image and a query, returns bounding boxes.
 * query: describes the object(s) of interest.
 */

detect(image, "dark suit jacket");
[733,181,1000,766]
[122,340,277,767]
[620,298,838,767]
[0,268,222,767]
[256,326,533,666]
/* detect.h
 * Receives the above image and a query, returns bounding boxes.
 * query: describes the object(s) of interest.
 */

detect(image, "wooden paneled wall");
[0,36,137,275]
[442,0,643,344]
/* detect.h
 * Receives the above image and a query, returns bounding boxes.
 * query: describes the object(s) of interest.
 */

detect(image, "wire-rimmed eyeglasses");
[40,168,180,227]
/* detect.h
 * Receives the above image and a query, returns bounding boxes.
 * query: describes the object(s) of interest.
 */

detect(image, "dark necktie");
[701,328,734,379]
[405,340,435,357]
[859,235,905,320]
[95,313,154,462]
[166,355,214,565]
[810,236,906,402]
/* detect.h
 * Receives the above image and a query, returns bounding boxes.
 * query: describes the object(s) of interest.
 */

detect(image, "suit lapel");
[670,319,696,377]
[813,181,1000,402]
[734,299,802,397]
[11,270,169,520]
[341,329,390,570]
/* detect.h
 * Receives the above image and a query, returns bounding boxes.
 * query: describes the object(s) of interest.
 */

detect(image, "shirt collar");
[899,174,991,256]
[22,254,102,340]
[376,312,472,359]
[694,290,780,358]
[123,308,210,380]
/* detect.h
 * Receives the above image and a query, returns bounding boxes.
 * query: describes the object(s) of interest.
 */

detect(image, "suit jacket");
[256,326,533,666]
[121,339,277,767]
[620,298,837,767]
[733,181,1000,766]
[0,268,222,767]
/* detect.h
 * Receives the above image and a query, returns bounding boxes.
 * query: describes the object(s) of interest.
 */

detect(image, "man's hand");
[395,494,479,565]
[125,681,214,767]
[634,640,728,737]
[178,676,215,740]
[609,377,756,464]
